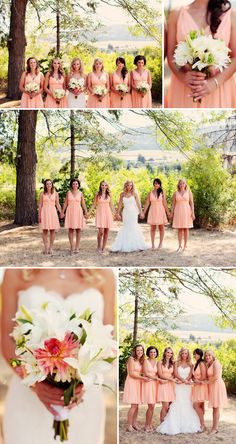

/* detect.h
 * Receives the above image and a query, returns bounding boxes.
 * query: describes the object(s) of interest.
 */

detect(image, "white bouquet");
[68,78,85,98]
[54,88,66,104]
[11,301,116,442]
[115,84,129,100]
[25,81,39,97]
[93,86,108,102]
[136,81,150,95]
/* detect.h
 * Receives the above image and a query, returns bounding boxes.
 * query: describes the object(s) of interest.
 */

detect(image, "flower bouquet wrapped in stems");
[68,78,85,99]
[10,302,116,442]
[54,88,66,104]
[136,81,150,97]
[25,81,39,98]
[115,84,129,100]
[92,86,108,102]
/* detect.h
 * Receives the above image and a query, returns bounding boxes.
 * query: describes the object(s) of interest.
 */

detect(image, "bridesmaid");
[44,58,68,108]
[123,345,148,432]
[166,0,236,108]
[171,179,195,252]
[110,57,132,108]
[157,347,176,422]
[19,57,44,108]
[205,350,228,435]
[60,179,88,254]
[131,55,152,108]
[192,348,208,432]
[67,57,87,108]
[143,178,170,250]
[88,181,114,253]
[38,179,61,254]
[87,58,110,108]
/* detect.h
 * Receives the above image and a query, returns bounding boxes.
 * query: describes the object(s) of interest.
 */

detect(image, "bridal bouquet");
[115,84,129,100]
[68,78,85,99]
[10,301,116,442]
[25,81,39,97]
[136,82,150,95]
[54,88,66,104]
[93,86,108,102]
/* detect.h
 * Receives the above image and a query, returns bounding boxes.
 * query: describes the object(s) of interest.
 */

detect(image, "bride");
[157,348,201,435]
[1,268,115,444]
[111,180,148,252]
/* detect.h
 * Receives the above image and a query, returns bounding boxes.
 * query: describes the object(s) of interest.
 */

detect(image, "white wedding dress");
[3,286,106,444]
[111,196,148,252]
[157,367,201,435]
[67,91,86,108]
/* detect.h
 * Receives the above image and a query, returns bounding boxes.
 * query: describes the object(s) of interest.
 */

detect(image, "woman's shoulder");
[168,7,183,24]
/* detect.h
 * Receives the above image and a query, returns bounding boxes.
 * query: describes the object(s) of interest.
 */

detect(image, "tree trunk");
[7,0,28,99]
[132,273,139,344]
[15,111,38,225]
[70,110,75,176]
[56,1,60,55]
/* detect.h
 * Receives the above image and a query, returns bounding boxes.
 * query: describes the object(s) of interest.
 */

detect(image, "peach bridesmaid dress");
[65,191,85,229]
[167,8,236,108]
[207,361,228,408]
[41,193,60,231]
[131,69,152,108]
[157,365,175,402]
[147,192,168,226]
[123,359,142,404]
[142,360,158,404]
[20,73,44,108]
[87,72,110,108]
[172,191,193,229]
[110,72,132,108]
[44,75,68,108]
[95,196,113,228]
[192,365,208,402]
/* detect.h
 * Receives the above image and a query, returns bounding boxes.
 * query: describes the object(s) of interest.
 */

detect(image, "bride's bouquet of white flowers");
[10,301,116,442]
[115,84,129,100]
[68,78,85,98]
[25,81,39,97]
[93,86,108,102]
[136,81,150,96]
[54,88,66,104]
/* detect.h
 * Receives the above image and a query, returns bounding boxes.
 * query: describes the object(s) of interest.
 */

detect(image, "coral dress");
[20,72,44,108]
[40,193,60,231]
[172,191,193,229]
[131,69,152,108]
[65,191,86,229]
[147,192,168,225]
[192,364,208,402]
[87,72,110,108]
[207,361,228,408]
[157,364,175,402]
[44,75,68,108]
[95,196,113,229]
[123,359,142,404]
[142,360,158,404]
[167,8,236,108]
[110,72,132,108]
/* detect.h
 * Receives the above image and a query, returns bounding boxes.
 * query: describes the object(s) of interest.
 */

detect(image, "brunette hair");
[70,179,81,189]
[49,58,64,79]
[193,348,204,371]
[153,178,163,198]
[116,57,128,80]
[92,58,104,72]
[98,181,110,199]
[146,346,159,358]
[132,344,145,364]
[26,57,39,74]
[162,347,174,368]
[207,0,231,34]
[134,55,146,66]
[43,179,54,194]
[70,58,84,75]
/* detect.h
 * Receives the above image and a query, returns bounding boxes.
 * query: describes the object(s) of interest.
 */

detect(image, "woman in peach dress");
[192,348,208,432]
[166,0,236,108]
[143,178,170,250]
[87,58,110,108]
[205,350,228,435]
[171,179,195,252]
[44,58,68,108]
[60,179,88,254]
[67,57,87,108]
[123,345,149,432]
[19,57,44,108]
[38,179,61,254]
[157,347,176,423]
[131,55,152,108]
[110,57,132,108]
[88,181,114,253]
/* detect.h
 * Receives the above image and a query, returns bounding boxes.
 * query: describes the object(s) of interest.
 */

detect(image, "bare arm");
[60,193,69,217]
[163,192,170,217]
[81,193,88,217]
[55,192,61,213]
[170,192,177,219]
[44,72,52,96]
[99,269,116,325]
[87,193,98,217]
[143,192,151,215]
[189,191,195,220]
[19,72,27,93]
[134,192,143,215]
[116,193,124,219]
[147,69,152,88]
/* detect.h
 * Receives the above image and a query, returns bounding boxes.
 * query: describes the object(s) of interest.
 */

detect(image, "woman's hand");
[181,70,206,89]
[189,78,217,101]
[191,212,196,221]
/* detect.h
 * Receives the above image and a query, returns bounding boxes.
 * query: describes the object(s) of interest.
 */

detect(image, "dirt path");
[0,220,235,267]
[119,392,236,444]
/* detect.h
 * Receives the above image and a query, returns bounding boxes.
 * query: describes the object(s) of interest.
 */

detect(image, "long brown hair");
[26,57,40,74]
[98,181,110,199]
[131,344,145,364]
[43,179,55,194]
[207,0,231,34]
[49,58,64,79]
[162,347,174,368]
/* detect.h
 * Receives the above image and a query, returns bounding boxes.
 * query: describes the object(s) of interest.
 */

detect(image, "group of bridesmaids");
[19,55,152,109]
[38,177,195,255]
[123,345,227,434]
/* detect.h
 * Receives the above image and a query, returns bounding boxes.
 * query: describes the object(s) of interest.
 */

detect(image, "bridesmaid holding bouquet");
[60,179,88,254]
[131,55,152,108]
[171,179,195,252]
[142,346,161,432]
[44,58,68,108]
[67,58,87,108]
[38,179,61,254]
[19,57,44,108]
[87,58,110,108]
[110,57,132,108]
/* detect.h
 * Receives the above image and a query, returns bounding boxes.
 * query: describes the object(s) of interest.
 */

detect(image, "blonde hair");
[177,179,188,191]
[70,58,84,75]
[177,347,192,365]
[123,180,135,194]
[21,269,104,285]
[93,58,104,72]
[204,349,216,363]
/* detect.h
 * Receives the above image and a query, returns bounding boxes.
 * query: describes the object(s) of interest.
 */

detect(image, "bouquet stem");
[53,419,69,442]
